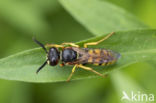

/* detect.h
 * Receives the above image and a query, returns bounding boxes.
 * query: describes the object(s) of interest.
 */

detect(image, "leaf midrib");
[0,47,155,63]
[122,49,156,55]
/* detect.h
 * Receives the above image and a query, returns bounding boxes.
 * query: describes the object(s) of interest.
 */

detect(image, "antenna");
[33,37,48,53]
[33,37,48,73]
[36,60,48,74]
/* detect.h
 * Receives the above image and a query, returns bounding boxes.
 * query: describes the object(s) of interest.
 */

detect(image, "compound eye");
[62,48,77,62]
[48,47,60,66]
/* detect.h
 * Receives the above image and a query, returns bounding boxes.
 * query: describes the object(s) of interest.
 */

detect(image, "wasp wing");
[72,47,120,65]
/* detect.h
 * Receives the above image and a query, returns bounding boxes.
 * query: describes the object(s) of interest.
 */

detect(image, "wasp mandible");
[33,32,120,81]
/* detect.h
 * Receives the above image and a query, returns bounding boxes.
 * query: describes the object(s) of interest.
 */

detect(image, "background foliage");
[0,0,155,103]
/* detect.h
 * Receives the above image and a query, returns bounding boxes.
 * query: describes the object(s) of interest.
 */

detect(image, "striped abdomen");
[78,48,120,66]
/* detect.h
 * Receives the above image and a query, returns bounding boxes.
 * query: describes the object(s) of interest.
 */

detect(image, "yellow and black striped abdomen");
[86,49,120,66]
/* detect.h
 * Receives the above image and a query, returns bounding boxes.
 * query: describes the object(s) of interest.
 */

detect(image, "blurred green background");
[0,0,155,103]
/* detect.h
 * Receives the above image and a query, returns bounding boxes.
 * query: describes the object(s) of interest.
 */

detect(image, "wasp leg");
[84,32,115,48]
[45,44,64,48]
[67,64,78,82]
[59,63,65,67]
[61,42,79,47]
[77,64,106,77]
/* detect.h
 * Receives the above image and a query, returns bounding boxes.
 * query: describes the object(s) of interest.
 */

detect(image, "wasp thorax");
[62,48,77,63]
[48,47,60,66]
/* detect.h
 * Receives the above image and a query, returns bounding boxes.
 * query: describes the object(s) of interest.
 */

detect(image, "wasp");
[33,32,120,81]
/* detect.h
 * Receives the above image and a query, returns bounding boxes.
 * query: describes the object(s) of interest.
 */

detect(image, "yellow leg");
[46,43,79,48]
[61,42,79,47]
[45,44,64,48]
[77,64,105,77]
[84,32,115,48]
[67,64,78,82]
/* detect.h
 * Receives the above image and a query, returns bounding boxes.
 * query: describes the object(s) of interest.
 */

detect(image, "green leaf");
[0,0,49,34]
[59,0,148,35]
[0,29,155,82]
